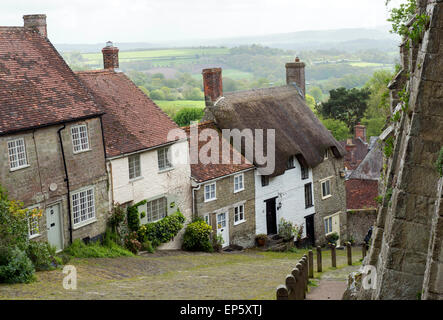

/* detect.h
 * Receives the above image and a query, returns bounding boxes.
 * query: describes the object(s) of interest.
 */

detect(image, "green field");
[191,68,253,80]
[82,47,230,66]
[154,100,205,118]
[349,62,391,68]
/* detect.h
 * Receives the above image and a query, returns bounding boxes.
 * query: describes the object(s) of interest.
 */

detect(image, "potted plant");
[326,232,339,247]
[212,233,224,253]
[255,234,268,247]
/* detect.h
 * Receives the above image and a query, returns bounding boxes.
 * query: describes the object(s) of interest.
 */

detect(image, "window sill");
[234,188,244,194]
[322,195,332,200]
[234,219,246,226]
[73,148,91,155]
[10,164,30,172]
[305,205,314,209]
[204,198,217,203]
[29,233,41,240]
[158,167,174,174]
[129,176,144,183]
[73,218,97,230]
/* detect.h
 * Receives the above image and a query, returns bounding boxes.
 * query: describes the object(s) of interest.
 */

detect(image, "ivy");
[436,147,443,177]
[138,211,185,248]
[384,136,395,158]
[127,200,147,232]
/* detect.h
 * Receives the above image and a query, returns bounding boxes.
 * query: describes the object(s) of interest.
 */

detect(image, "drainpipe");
[57,124,73,244]
[191,180,202,220]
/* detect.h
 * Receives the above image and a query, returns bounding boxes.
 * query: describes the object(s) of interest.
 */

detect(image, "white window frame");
[234,173,244,193]
[324,148,329,160]
[7,138,29,171]
[145,197,168,223]
[204,182,216,202]
[27,205,41,239]
[71,186,96,228]
[204,213,211,226]
[324,216,333,235]
[320,177,332,199]
[157,146,173,172]
[71,124,90,154]
[128,154,142,181]
[234,204,245,225]
[287,155,296,169]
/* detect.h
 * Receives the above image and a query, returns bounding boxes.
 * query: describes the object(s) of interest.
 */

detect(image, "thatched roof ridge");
[208,85,346,176]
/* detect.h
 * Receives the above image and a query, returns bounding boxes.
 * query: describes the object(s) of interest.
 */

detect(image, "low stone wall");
[346,209,377,244]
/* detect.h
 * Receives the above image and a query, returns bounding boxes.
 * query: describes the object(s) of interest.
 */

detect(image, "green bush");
[173,107,205,127]
[26,241,58,271]
[0,247,35,284]
[124,232,142,254]
[141,240,155,253]
[138,211,185,248]
[182,220,213,252]
[436,147,443,177]
[326,232,339,246]
[63,239,134,258]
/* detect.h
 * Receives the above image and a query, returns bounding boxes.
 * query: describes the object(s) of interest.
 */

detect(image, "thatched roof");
[207,85,346,177]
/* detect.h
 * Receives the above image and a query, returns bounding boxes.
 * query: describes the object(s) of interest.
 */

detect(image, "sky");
[0,0,404,44]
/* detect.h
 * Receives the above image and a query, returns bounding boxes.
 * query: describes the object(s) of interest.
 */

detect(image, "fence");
[276,242,369,300]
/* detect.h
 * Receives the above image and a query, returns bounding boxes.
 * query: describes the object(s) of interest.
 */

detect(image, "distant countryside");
[61,28,399,138]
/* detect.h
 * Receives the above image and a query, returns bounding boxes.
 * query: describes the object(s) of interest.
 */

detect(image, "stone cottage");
[76,42,193,249]
[200,61,346,244]
[183,121,256,248]
[0,15,109,251]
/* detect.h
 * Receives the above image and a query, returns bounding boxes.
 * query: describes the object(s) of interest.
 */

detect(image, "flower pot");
[257,238,266,247]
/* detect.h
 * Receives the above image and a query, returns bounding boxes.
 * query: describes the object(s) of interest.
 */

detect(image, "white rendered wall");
[107,140,192,249]
[254,157,315,236]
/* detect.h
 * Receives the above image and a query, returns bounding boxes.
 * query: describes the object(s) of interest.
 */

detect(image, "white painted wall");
[107,140,192,249]
[255,157,315,236]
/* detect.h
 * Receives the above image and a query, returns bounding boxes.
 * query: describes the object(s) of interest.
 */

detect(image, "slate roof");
[339,137,369,170]
[349,138,383,181]
[182,121,254,183]
[346,179,378,210]
[77,70,180,158]
[0,27,103,135]
[206,85,346,177]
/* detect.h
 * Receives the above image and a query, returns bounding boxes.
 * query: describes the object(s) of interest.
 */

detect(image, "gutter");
[191,180,202,220]
[57,124,73,245]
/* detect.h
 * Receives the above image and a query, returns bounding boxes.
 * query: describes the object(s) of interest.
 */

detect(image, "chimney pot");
[285,57,306,98]
[354,124,366,142]
[23,14,47,37]
[102,42,119,70]
[202,68,223,106]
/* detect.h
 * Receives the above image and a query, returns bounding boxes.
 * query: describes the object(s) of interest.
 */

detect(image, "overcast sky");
[1,0,403,44]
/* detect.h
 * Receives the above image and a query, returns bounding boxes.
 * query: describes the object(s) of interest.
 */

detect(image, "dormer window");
[286,155,296,169]
[324,148,329,160]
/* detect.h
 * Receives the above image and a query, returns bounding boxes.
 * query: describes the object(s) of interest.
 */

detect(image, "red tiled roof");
[339,138,369,170]
[345,179,378,210]
[76,70,180,157]
[0,28,103,135]
[182,121,254,182]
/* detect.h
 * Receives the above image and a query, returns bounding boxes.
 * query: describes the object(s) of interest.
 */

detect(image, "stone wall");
[0,117,109,248]
[352,0,443,300]
[312,152,347,246]
[346,209,377,245]
[195,169,256,248]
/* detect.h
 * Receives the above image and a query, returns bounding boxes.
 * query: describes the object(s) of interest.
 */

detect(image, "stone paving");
[0,247,362,300]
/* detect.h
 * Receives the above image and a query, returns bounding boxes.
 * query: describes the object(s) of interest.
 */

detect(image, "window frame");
[27,205,41,239]
[157,146,173,172]
[145,197,168,223]
[261,175,269,187]
[7,137,29,171]
[304,183,313,209]
[321,178,332,199]
[234,204,246,225]
[71,186,96,228]
[204,182,217,202]
[234,173,245,193]
[300,163,309,180]
[324,148,329,160]
[71,124,90,154]
[286,155,296,169]
[128,154,142,181]
[324,216,333,235]
[204,213,211,226]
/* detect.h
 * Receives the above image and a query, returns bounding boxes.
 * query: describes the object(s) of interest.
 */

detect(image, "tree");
[183,87,204,101]
[150,89,165,100]
[138,86,150,98]
[317,87,371,133]
[386,0,417,37]
[320,118,350,141]
[364,70,392,119]
[305,94,316,113]
[308,86,324,103]
[173,107,205,127]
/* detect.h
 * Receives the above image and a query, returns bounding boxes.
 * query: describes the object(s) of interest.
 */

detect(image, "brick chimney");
[202,68,223,107]
[23,14,47,37]
[102,41,119,70]
[354,123,366,142]
[345,139,356,168]
[285,57,306,98]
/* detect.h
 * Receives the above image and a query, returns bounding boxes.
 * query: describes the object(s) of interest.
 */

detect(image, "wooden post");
[316,246,322,273]
[302,255,308,290]
[331,244,337,268]
[291,267,303,300]
[296,262,305,299]
[285,275,297,300]
[347,242,352,265]
[276,285,289,300]
[308,250,314,278]
[362,243,367,259]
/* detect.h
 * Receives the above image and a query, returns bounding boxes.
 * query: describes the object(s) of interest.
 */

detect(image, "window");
[146,197,167,222]
[128,154,141,180]
[157,147,172,171]
[234,174,244,193]
[234,204,245,224]
[286,155,295,169]
[72,187,95,226]
[304,183,313,208]
[300,163,309,180]
[324,217,332,234]
[204,183,216,202]
[8,138,28,170]
[321,179,332,199]
[324,148,329,160]
[261,175,269,187]
[204,214,211,226]
[71,124,90,153]
[27,207,40,238]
